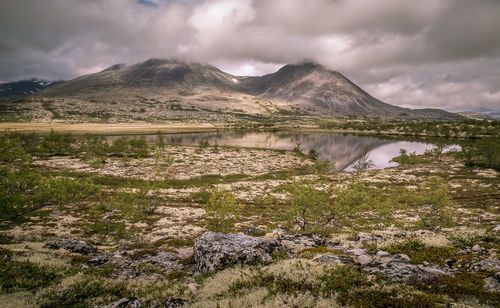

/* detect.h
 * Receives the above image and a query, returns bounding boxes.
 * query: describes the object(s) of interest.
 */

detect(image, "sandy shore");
[0,122,219,134]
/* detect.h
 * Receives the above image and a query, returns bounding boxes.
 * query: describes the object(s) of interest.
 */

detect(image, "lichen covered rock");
[194,232,284,273]
[43,238,97,255]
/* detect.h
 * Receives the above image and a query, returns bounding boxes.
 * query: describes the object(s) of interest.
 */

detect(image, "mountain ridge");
[4,59,463,122]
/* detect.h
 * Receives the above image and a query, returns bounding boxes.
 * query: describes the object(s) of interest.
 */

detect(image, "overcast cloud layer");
[1,0,499,114]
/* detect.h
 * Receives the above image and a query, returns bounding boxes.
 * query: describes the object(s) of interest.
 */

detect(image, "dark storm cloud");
[1,0,499,114]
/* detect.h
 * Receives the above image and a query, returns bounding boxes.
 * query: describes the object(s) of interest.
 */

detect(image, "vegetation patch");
[384,238,458,265]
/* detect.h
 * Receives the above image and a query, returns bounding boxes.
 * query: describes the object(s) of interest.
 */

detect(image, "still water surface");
[106,131,453,171]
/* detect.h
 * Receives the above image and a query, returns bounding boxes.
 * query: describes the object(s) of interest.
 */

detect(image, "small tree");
[285,181,332,231]
[352,151,374,172]
[204,190,239,232]
[307,149,319,160]
[414,177,454,228]
[313,160,335,176]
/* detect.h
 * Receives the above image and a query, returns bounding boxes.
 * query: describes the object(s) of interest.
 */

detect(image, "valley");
[0,59,499,308]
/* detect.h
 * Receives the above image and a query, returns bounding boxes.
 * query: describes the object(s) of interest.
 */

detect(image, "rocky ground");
[0,141,499,307]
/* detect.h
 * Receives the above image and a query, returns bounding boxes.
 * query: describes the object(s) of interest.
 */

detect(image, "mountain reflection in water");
[107,131,440,171]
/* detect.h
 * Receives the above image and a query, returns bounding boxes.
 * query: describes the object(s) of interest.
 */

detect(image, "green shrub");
[77,134,109,160]
[391,148,425,165]
[410,272,500,306]
[284,181,332,231]
[313,159,335,175]
[307,148,319,160]
[204,190,240,232]
[384,238,458,265]
[198,140,210,148]
[292,143,303,156]
[351,151,374,171]
[460,137,500,170]
[40,129,76,156]
[414,177,454,228]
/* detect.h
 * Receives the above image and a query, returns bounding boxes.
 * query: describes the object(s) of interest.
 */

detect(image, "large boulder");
[277,234,326,255]
[363,254,448,282]
[43,238,97,255]
[194,232,284,273]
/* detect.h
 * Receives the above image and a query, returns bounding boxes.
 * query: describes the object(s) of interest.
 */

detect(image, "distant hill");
[2,59,463,122]
[0,79,62,99]
[456,111,498,121]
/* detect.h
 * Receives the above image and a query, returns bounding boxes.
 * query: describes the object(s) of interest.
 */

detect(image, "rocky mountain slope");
[3,59,463,122]
[0,78,62,99]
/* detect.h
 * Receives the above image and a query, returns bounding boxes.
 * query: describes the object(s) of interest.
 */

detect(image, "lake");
[106,131,455,171]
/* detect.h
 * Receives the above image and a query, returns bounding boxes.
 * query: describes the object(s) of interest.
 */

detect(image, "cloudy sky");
[1,0,499,114]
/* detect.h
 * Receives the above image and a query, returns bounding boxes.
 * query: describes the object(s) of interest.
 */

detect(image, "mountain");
[41,59,237,97]
[4,59,463,122]
[0,78,62,99]
[240,62,459,119]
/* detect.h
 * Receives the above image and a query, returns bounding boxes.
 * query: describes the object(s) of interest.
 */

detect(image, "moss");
[129,248,158,260]
[166,238,195,248]
[164,271,187,281]
[297,246,333,259]
[70,255,92,266]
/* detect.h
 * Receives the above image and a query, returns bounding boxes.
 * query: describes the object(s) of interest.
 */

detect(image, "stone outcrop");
[102,297,142,308]
[43,238,97,255]
[484,272,500,292]
[355,232,384,244]
[194,232,285,273]
[277,233,326,255]
[363,254,449,282]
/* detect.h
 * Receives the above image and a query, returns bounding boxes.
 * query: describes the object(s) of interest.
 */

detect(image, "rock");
[315,254,355,265]
[492,225,500,233]
[422,261,430,266]
[363,253,448,282]
[43,239,97,255]
[445,259,456,268]
[194,232,285,273]
[87,256,109,266]
[157,297,188,308]
[103,297,142,308]
[355,232,384,243]
[272,227,287,235]
[393,254,411,263]
[484,272,500,292]
[456,250,467,255]
[472,244,482,253]
[346,248,366,256]
[471,257,500,272]
[277,234,326,254]
[425,267,447,276]
[376,250,390,257]
[357,254,373,265]
[187,283,200,293]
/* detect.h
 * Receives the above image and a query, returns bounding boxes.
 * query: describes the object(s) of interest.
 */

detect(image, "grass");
[40,278,131,308]
[409,271,500,306]
[0,258,62,293]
